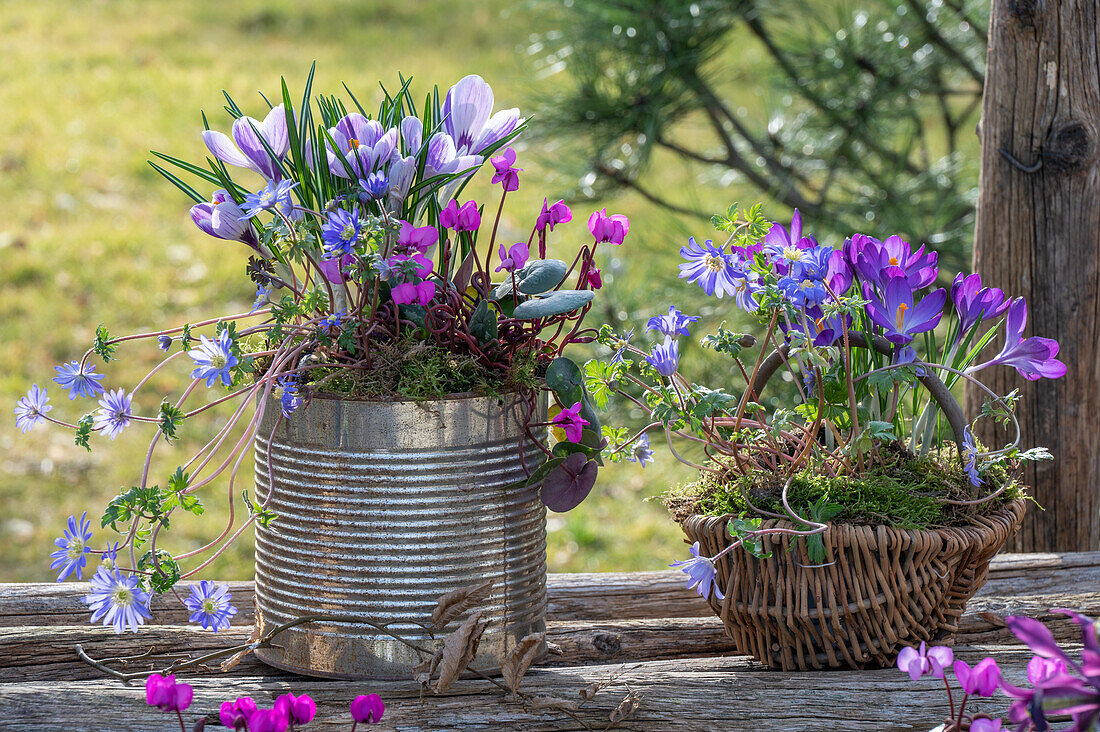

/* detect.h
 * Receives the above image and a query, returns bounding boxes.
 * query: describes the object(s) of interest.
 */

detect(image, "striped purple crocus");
[966,298,1066,381]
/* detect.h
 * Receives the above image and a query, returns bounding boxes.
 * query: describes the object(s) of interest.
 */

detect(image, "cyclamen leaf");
[512,290,594,319]
[434,611,488,694]
[514,259,568,295]
[431,579,494,630]
[501,632,546,695]
[540,453,598,512]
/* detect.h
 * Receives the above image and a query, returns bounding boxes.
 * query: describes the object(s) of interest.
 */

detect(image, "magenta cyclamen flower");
[350,693,386,724]
[318,253,355,285]
[220,697,259,729]
[439,199,481,232]
[145,673,193,713]
[391,281,436,307]
[388,252,434,280]
[951,272,1010,341]
[586,268,603,290]
[397,219,439,254]
[274,692,316,726]
[646,306,699,339]
[92,388,132,440]
[536,198,572,232]
[863,275,946,345]
[588,208,629,244]
[184,580,238,633]
[969,719,1003,732]
[83,565,152,633]
[50,511,93,582]
[495,242,529,273]
[490,147,522,191]
[189,330,239,388]
[552,402,590,443]
[247,707,290,732]
[53,360,106,400]
[896,641,953,681]
[954,657,1001,697]
[670,541,724,601]
[967,298,1066,381]
[202,104,289,181]
[191,189,260,250]
[14,384,51,434]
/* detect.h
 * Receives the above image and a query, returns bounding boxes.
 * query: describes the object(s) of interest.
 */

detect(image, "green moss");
[665,449,1023,530]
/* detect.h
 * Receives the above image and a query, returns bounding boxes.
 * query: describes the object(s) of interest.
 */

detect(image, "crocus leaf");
[540,453,597,512]
[512,290,594,320]
[514,259,568,295]
[469,300,498,346]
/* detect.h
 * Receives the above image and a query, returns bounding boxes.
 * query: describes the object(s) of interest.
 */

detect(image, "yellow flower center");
[895,302,909,330]
[273,386,285,401]
[112,587,132,606]
[888,256,899,266]
[211,354,227,370]
[202,598,218,614]
[783,246,804,262]
[348,138,360,150]
[703,255,724,273]
[67,541,84,560]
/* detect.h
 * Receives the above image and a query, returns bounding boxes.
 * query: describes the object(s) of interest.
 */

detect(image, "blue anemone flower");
[670,541,724,601]
[678,238,744,299]
[14,384,52,433]
[646,339,680,377]
[238,179,298,220]
[359,171,389,200]
[183,580,238,633]
[321,207,361,259]
[188,331,238,388]
[92,388,132,440]
[53,361,106,400]
[83,566,152,633]
[50,511,93,582]
[646,306,699,339]
[627,433,655,468]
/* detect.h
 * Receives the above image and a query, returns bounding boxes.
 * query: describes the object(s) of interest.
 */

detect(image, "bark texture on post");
[970,0,1100,551]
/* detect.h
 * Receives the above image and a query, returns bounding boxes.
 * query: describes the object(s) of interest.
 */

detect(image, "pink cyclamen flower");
[586,268,603,290]
[389,252,434,280]
[247,707,289,732]
[552,402,590,443]
[896,642,953,681]
[318,253,355,285]
[274,692,316,725]
[490,147,522,192]
[351,693,386,724]
[145,673,193,713]
[969,718,1003,732]
[220,697,258,728]
[397,220,439,254]
[439,199,482,232]
[536,198,572,232]
[587,208,629,244]
[954,657,1001,697]
[391,281,436,307]
[495,242,529,273]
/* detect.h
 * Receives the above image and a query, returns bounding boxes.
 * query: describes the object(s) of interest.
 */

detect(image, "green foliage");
[93,325,116,362]
[74,414,94,451]
[242,490,277,529]
[138,549,181,594]
[157,400,185,442]
[700,325,755,359]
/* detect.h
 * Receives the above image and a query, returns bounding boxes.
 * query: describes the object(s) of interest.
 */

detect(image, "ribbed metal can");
[252,390,547,679]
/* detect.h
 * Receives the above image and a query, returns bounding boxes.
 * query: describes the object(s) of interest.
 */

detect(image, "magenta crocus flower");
[190,190,260,250]
[490,147,521,191]
[954,657,1001,697]
[442,74,523,156]
[325,113,397,180]
[896,641,953,681]
[350,693,385,724]
[274,692,316,726]
[552,402,590,443]
[849,233,939,290]
[864,275,946,344]
[439,199,481,232]
[967,298,1066,380]
[391,281,436,307]
[146,673,193,713]
[495,242,529,273]
[396,220,439,254]
[536,198,572,232]
[950,272,1010,341]
[588,208,629,244]
[202,105,289,181]
[220,697,258,728]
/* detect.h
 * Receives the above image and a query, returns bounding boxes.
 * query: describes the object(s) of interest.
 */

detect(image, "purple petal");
[262,104,290,158]
[202,130,253,170]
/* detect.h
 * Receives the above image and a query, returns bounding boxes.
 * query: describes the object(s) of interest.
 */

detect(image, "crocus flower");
[850,233,939,290]
[325,113,397,180]
[864,275,947,344]
[951,272,1010,341]
[647,306,699,339]
[586,268,603,290]
[588,208,629,244]
[274,376,302,419]
[220,697,258,729]
[627,433,655,467]
[495,242,529,273]
[146,673,193,713]
[400,115,423,153]
[202,105,289,181]
[962,426,981,487]
[424,132,481,179]
[321,207,361,259]
[83,565,152,633]
[184,580,238,633]
[966,298,1067,381]
[274,693,316,726]
[954,657,1001,697]
[490,147,521,191]
[92,388,132,440]
[238,180,298,220]
[391,281,436,307]
[247,707,290,732]
[189,331,239,388]
[1027,656,1066,684]
[49,511,92,582]
[439,200,481,232]
[442,74,523,156]
[350,693,385,724]
[896,641,953,681]
[318,254,354,285]
[359,171,388,200]
[670,541,724,601]
[552,402,590,443]
[396,220,439,254]
[646,339,680,377]
[678,238,745,299]
[14,384,51,434]
[53,361,106,400]
[536,199,572,232]
[190,190,260,250]
[386,155,416,212]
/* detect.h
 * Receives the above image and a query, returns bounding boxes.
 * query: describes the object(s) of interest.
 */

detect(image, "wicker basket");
[679,498,1026,671]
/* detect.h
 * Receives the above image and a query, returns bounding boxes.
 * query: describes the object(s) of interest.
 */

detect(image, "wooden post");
[970,0,1100,551]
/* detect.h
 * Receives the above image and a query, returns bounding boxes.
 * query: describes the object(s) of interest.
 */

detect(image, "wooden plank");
[1,551,1096,627]
[0,649,1045,731]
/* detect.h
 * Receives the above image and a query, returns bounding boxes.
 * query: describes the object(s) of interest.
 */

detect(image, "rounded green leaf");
[515,259,568,295]
[512,290,594,320]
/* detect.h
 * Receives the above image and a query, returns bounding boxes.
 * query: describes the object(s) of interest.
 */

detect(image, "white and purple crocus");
[202,104,290,182]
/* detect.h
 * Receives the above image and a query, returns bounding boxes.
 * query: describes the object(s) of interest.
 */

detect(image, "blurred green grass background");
[0,0,918,581]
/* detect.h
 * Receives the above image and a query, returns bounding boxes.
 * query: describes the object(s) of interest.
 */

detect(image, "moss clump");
[665,448,1023,530]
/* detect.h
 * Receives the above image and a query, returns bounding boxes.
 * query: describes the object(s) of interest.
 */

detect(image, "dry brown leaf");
[546,640,564,655]
[412,649,443,687]
[433,611,488,694]
[452,250,477,292]
[608,691,641,725]
[501,632,546,695]
[579,682,601,701]
[431,579,494,630]
[220,603,265,672]
[529,696,580,712]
